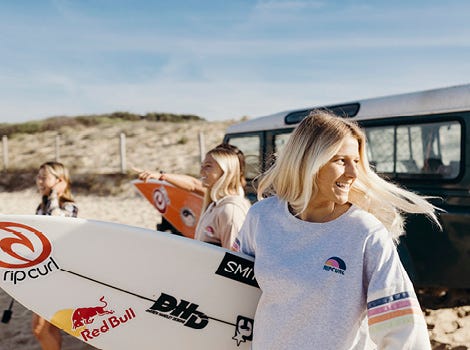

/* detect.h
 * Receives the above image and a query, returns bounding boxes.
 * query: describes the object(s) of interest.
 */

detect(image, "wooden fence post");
[55,134,61,162]
[198,131,205,163]
[120,132,127,174]
[2,135,8,171]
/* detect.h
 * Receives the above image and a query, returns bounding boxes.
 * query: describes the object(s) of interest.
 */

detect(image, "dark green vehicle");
[223,84,470,295]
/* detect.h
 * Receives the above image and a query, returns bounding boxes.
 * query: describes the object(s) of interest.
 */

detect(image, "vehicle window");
[274,133,291,152]
[226,135,261,179]
[365,121,461,179]
[366,126,395,173]
[246,131,292,171]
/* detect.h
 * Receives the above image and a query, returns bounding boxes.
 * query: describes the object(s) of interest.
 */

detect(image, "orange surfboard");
[132,180,203,238]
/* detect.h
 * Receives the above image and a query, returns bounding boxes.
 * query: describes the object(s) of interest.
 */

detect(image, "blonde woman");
[33,161,78,350]
[233,111,440,349]
[35,161,78,217]
[138,144,250,249]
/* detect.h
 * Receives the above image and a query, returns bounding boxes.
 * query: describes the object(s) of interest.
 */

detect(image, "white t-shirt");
[235,196,430,350]
[195,195,250,249]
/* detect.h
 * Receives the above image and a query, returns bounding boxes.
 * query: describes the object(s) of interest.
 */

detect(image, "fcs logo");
[153,187,170,214]
[323,256,346,275]
[232,315,254,346]
[0,222,52,269]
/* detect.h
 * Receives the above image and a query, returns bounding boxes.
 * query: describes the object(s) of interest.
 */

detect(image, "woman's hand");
[133,167,161,182]
[51,178,67,196]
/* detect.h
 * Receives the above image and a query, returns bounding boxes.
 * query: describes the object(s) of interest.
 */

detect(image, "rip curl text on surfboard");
[2,256,60,284]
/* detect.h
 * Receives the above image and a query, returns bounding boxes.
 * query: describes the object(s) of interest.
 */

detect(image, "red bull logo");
[0,222,59,284]
[71,296,115,329]
[52,296,136,342]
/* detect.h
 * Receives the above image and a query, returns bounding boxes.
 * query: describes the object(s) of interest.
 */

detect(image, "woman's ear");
[53,177,67,195]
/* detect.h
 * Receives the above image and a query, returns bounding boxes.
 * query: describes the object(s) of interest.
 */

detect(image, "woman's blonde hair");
[203,144,245,210]
[39,161,75,204]
[257,110,440,241]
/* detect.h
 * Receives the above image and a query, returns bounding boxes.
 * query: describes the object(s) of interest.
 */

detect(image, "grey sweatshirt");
[235,196,430,350]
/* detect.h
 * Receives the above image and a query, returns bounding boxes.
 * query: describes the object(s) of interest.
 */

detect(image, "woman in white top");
[138,143,250,249]
[234,110,440,349]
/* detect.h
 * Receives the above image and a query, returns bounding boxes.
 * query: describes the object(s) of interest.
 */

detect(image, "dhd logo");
[146,293,208,329]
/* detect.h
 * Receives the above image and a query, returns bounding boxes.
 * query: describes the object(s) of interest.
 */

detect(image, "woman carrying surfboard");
[32,161,78,350]
[137,143,250,249]
[234,111,440,349]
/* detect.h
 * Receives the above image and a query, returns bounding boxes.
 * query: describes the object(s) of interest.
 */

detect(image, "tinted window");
[284,103,360,124]
[274,133,291,152]
[226,135,261,179]
[365,121,461,179]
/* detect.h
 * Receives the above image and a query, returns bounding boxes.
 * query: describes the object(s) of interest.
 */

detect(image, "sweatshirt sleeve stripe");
[367,291,410,308]
[367,291,422,327]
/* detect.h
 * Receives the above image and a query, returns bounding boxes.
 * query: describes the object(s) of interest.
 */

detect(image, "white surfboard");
[0,215,260,350]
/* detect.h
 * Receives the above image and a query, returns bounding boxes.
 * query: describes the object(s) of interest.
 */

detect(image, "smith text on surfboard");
[216,253,259,288]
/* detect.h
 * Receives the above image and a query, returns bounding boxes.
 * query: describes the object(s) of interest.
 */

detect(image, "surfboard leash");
[1,298,14,324]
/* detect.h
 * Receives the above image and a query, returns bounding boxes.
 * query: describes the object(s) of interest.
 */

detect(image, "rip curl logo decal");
[180,207,196,227]
[0,222,52,269]
[153,187,170,214]
[323,256,346,275]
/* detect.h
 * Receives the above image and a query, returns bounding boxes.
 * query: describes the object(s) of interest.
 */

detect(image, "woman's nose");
[345,162,358,178]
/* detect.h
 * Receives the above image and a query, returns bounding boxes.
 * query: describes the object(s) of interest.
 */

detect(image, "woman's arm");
[365,229,431,349]
[48,189,78,217]
[137,170,206,196]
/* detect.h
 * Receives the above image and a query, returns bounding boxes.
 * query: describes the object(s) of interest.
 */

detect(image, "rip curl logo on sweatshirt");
[323,256,346,275]
[203,226,215,237]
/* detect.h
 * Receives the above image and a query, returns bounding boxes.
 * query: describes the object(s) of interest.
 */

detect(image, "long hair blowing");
[257,110,440,241]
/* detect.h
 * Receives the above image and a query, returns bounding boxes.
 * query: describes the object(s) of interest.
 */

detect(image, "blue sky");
[1,0,469,123]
